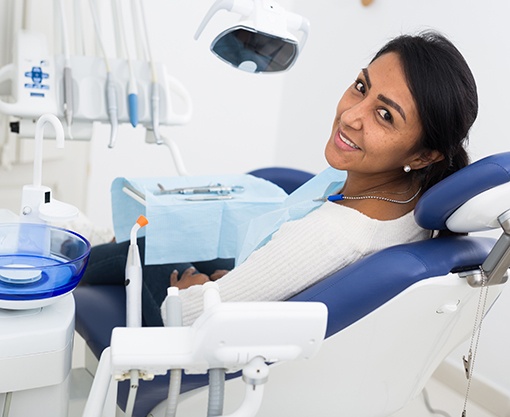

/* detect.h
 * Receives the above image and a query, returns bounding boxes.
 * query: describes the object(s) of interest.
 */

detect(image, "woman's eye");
[354,80,366,95]
[377,108,393,123]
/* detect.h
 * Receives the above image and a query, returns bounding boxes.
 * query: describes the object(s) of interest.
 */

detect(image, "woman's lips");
[335,130,361,151]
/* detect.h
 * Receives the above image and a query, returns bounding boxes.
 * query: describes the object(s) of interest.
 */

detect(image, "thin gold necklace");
[315,187,422,204]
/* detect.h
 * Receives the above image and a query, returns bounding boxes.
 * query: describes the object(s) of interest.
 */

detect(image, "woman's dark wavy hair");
[371,31,478,192]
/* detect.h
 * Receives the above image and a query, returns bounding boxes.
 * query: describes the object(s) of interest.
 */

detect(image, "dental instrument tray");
[0,223,91,309]
[112,174,288,265]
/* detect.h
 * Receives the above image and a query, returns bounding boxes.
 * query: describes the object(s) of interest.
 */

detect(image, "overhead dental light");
[195,0,310,73]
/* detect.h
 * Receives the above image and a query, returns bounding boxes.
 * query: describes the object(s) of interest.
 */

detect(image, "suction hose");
[165,287,183,417]
[207,368,226,417]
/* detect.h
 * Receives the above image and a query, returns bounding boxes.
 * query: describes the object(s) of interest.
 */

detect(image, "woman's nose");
[341,102,364,131]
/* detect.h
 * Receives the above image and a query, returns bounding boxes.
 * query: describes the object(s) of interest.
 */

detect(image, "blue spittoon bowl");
[0,223,91,309]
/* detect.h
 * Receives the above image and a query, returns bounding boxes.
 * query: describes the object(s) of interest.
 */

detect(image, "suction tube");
[124,215,148,417]
[202,283,226,417]
[207,369,226,417]
[165,287,183,417]
[126,215,148,328]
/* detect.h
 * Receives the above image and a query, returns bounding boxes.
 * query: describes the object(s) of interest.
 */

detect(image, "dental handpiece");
[151,82,163,144]
[127,66,139,128]
[106,72,119,148]
[63,65,73,137]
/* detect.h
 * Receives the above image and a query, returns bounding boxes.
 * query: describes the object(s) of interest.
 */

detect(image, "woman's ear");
[410,150,445,170]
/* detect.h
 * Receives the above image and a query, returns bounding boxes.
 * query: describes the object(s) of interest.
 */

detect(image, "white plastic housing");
[447,181,510,232]
[0,295,74,417]
[110,300,327,376]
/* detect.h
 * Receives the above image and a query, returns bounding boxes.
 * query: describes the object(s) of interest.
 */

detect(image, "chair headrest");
[415,152,510,232]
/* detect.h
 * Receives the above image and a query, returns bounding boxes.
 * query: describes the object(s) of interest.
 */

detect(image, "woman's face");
[325,52,428,181]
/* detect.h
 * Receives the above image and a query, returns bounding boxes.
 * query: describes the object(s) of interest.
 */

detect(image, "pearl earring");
[403,165,411,173]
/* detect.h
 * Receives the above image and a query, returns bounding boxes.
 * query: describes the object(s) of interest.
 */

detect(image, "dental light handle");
[194,0,253,40]
[125,215,149,328]
[285,10,310,51]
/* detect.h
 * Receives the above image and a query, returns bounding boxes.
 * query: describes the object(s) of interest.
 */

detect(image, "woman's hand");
[210,269,229,281]
[170,267,210,290]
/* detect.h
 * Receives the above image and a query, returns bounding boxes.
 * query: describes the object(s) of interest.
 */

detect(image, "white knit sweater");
[161,202,430,325]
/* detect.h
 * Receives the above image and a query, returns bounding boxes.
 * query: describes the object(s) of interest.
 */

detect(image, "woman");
[82,31,478,327]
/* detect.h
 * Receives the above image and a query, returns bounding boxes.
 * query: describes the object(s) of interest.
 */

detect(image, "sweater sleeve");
[161,203,428,326]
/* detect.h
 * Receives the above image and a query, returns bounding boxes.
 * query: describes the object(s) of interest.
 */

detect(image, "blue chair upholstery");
[247,166,314,194]
[415,152,510,230]
[74,154,510,417]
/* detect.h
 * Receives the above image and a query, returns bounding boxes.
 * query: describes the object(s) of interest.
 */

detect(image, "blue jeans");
[80,237,234,326]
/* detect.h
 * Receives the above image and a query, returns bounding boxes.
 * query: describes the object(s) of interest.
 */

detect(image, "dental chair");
[74,153,510,417]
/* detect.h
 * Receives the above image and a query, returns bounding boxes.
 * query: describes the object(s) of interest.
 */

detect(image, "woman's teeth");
[340,133,360,150]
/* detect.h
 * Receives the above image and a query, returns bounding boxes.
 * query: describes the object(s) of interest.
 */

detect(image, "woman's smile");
[335,129,361,151]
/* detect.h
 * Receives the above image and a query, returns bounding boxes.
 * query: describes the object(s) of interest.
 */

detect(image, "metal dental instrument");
[56,0,74,138]
[156,183,244,195]
[118,0,139,128]
[89,0,119,148]
[185,195,233,201]
[134,0,163,144]
[106,72,119,148]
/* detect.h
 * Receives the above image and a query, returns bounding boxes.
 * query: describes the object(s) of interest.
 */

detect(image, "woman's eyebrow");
[362,68,371,88]
[378,94,406,122]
